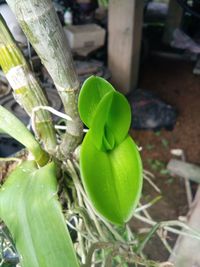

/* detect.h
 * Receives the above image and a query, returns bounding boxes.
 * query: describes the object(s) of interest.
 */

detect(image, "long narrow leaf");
[0,161,80,267]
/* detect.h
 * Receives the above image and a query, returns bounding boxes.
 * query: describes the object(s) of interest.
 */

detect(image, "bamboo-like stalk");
[6,0,83,158]
[0,15,57,154]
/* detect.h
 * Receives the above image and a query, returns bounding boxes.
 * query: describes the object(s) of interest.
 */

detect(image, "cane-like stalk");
[6,0,83,159]
[0,106,80,267]
[0,15,57,154]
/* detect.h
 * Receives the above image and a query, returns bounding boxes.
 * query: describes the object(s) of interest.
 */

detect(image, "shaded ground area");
[130,56,200,261]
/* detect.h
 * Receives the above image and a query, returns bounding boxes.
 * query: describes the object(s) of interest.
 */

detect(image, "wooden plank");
[108,0,144,94]
[169,187,200,267]
[163,0,183,44]
[167,159,200,184]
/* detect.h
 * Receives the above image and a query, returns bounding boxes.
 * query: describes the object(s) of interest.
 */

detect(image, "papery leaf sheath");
[80,131,143,225]
[0,161,79,267]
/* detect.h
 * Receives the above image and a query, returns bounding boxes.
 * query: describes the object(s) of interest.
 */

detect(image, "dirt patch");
[130,56,200,261]
[0,149,28,184]
[136,56,200,163]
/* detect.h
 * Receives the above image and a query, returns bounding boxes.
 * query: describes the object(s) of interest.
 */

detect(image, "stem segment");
[0,15,57,154]
[6,0,83,158]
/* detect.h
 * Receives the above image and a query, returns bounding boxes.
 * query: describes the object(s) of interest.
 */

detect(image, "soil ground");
[130,55,200,261]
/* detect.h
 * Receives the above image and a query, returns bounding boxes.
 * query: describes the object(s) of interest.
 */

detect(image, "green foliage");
[78,76,143,225]
[78,76,114,129]
[0,107,80,267]
[147,159,169,176]
[161,138,169,148]
[98,0,109,8]
[0,106,48,166]
[0,161,79,267]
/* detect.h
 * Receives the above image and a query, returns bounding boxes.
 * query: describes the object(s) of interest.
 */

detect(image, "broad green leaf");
[90,91,131,151]
[80,131,143,225]
[0,161,79,267]
[78,76,143,225]
[0,106,48,166]
[78,76,114,127]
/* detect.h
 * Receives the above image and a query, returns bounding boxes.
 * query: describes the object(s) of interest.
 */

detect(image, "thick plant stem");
[0,15,57,154]
[6,0,83,158]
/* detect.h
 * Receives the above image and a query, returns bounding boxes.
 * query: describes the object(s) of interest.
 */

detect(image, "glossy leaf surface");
[90,90,131,151]
[78,76,114,128]
[80,132,142,225]
[78,76,143,225]
[0,161,79,267]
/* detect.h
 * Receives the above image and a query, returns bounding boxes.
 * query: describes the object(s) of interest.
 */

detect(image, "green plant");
[1,1,200,267]
[78,76,142,225]
[0,107,80,267]
[0,75,143,266]
[0,3,144,265]
[98,0,109,8]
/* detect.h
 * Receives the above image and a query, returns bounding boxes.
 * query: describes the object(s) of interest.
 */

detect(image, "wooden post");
[163,0,183,44]
[108,0,144,94]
